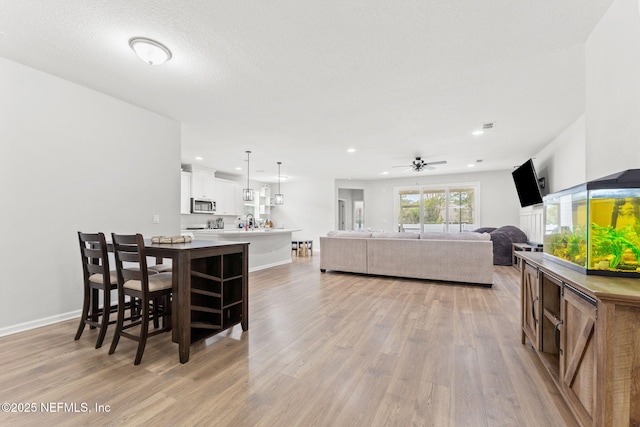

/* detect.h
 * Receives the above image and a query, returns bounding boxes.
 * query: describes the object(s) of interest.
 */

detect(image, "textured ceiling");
[0,0,613,182]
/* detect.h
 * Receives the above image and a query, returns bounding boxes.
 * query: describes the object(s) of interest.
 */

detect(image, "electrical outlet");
[153,214,160,224]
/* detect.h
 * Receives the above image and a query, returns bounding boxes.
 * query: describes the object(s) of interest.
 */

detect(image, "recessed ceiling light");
[235,167,242,171]
[195,156,203,161]
[347,148,356,153]
[472,130,484,136]
[381,171,389,175]
[128,37,172,65]
[467,164,475,168]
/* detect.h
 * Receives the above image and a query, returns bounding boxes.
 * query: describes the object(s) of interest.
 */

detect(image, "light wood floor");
[0,256,578,426]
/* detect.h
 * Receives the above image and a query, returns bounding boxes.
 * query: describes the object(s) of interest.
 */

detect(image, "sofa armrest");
[320,237,368,274]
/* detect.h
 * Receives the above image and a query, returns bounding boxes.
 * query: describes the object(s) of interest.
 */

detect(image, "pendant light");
[243,151,254,201]
[275,161,284,205]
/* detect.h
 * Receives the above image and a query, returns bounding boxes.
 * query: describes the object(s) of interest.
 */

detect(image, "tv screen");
[512,159,543,207]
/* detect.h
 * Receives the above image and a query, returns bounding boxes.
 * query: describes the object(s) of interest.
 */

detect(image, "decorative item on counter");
[151,235,192,244]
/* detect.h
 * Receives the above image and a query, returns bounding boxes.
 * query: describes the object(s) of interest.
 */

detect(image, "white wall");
[268,177,335,251]
[0,58,181,332]
[585,0,640,180]
[533,114,586,193]
[336,169,522,234]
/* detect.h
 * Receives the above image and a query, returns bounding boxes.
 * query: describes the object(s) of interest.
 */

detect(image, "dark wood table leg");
[177,251,191,363]
[241,245,249,332]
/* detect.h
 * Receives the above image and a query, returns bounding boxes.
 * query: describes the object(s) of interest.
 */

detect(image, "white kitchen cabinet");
[215,179,243,216]
[180,171,192,214]
[190,166,216,200]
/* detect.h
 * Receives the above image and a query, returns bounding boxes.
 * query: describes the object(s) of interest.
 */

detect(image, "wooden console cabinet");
[517,252,640,427]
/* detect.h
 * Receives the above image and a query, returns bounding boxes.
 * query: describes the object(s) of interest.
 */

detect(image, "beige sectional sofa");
[319,231,494,286]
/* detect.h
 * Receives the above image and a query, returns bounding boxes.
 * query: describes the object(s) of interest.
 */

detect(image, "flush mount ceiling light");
[243,151,254,202]
[128,37,172,65]
[275,162,284,205]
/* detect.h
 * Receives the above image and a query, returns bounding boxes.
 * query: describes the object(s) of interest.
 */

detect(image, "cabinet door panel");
[561,286,597,427]
[522,262,540,349]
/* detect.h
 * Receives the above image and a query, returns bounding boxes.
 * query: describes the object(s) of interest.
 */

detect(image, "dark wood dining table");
[143,239,249,363]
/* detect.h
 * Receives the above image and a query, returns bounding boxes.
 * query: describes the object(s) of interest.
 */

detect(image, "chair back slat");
[82,247,103,259]
[86,263,103,275]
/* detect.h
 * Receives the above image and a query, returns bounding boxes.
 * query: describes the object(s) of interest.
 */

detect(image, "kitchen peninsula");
[185,228,300,271]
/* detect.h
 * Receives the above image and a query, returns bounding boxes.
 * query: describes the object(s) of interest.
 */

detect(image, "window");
[395,183,480,232]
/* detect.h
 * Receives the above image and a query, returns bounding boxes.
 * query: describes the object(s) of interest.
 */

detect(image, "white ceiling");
[0,0,613,183]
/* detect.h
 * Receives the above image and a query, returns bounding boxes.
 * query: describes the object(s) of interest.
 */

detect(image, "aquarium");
[543,169,640,277]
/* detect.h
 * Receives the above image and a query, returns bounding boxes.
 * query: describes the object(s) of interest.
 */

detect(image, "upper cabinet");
[180,171,192,214]
[216,179,243,216]
[190,166,216,200]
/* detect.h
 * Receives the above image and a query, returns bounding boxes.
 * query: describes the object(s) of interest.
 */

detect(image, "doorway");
[337,188,364,231]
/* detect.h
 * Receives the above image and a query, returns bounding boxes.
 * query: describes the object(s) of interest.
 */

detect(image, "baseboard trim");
[249,259,292,273]
[0,310,81,337]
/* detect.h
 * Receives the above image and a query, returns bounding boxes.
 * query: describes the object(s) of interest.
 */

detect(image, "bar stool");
[291,240,299,256]
[75,232,118,349]
[109,233,173,365]
[297,240,313,256]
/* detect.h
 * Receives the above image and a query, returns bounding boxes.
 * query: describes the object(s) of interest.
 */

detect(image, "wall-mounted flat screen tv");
[512,159,543,207]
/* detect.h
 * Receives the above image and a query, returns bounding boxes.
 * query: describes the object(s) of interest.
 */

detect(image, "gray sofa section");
[320,231,494,286]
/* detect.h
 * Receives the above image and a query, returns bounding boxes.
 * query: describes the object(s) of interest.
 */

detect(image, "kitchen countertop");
[182,228,300,236]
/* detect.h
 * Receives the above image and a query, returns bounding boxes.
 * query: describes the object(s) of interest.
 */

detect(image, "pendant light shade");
[275,161,284,205]
[243,151,254,201]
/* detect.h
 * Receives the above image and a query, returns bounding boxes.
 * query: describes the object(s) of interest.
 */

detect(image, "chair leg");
[163,295,172,331]
[152,298,160,329]
[74,287,90,341]
[95,288,110,349]
[89,288,99,329]
[134,298,150,365]
[108,289,126,355]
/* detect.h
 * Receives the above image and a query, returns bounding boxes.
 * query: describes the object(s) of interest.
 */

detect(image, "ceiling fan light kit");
[393,156,447,172]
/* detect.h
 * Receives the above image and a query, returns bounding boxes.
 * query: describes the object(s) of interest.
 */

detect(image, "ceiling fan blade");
[424,160,447,166]
[392,164,411,168]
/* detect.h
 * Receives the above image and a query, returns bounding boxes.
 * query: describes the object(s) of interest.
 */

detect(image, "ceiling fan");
[393,157,447,172]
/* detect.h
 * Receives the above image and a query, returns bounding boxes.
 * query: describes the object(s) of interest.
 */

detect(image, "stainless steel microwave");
[191,198,216,214]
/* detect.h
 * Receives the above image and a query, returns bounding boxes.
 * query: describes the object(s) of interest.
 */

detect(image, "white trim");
[0,310,81,337]
[248,258,292,273]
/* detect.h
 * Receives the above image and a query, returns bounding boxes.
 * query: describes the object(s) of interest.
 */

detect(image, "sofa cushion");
[419,231,490,241]
[326,231,372,238]
[370,232,420,239]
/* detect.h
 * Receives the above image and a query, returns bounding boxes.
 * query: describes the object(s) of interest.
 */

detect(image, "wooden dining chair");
[109,233,172,365]
[75,232,118,349]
